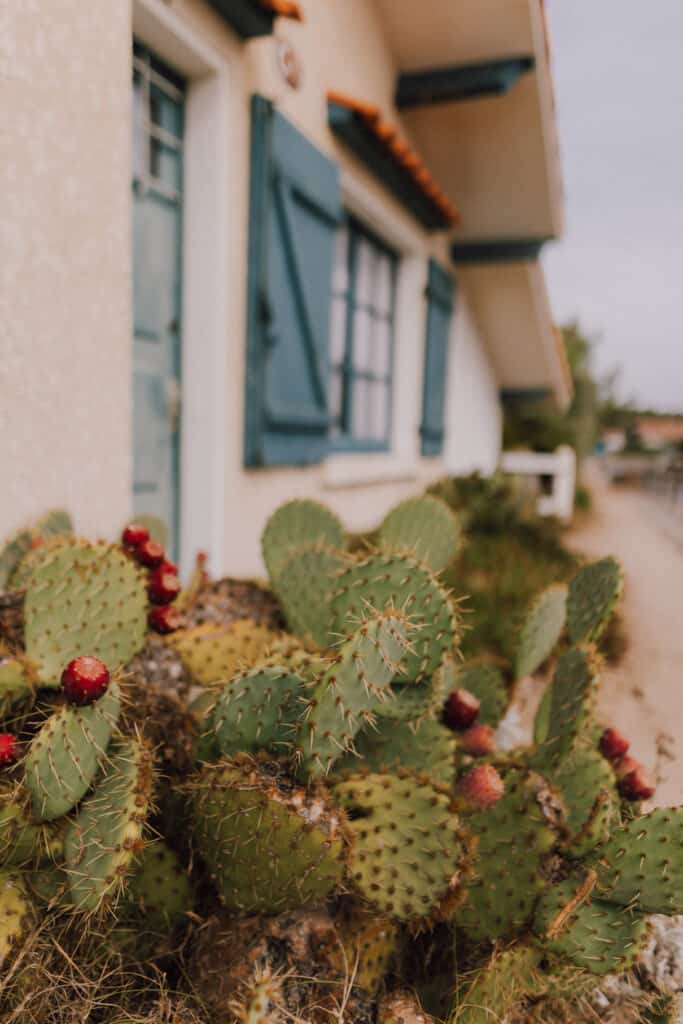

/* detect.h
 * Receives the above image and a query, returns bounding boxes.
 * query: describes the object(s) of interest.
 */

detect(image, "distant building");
[636,418,683,451]
[4,0,569,575]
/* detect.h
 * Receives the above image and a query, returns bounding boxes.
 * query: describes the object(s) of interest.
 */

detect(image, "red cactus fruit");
[619,764,656,802]
[443,688,481,731]
[457,764,504,807]
[160,559,178,575]
[460,723,496,757]
[30,535,46,550]
[599,727,629,762]
[0,733,19,766]
[148,604,182,634]
[136,539,165,568]
[614,754,641,780]
[147,568,181,605]
[61,656,110,706]
[122,523,150,549]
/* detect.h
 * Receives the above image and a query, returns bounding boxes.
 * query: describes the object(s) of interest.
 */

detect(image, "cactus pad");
[23,539,147,683]
[25,680,121,821]
[126,840,193,930]
[454,663,509,727]
[450,942,544,1024]
[63,735,154,913]
[207,666,304,757]
[0,870,32,969]
[537,645,598,765]
[274,545,346,647]
[190,755,347,913]
[339,716,456,787]
[330,552,458,682]
[296,611,410,777]
[515,583,567,679]
[551,745,619,857]
[332,770,467,923]
[595,807,683,914]
[377,495,461,573]
[335,904,401,994]
[168,620,279,686]
[455,769,558,942]
[0,786,51,867]
[262,499,345,583]
[534,875,650,975]
[567,557,623,644]
[0,655,34,715]
[0,528,32,591]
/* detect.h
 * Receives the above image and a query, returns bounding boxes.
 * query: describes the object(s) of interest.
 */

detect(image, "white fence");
[500,445,577,522]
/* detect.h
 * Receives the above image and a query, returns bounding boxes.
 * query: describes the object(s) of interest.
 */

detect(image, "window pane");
[132,73,146,183]
[150,83,183,138]
[368,381,389,442]
[150,142,182,192]
[372,318,392,377]
[355,237,376,305]
[375,254,393,316]
[351,377,370,439]
[332,225,349,294]
[330,295,347,366]
[351,308,372,373]
[329,369,343,432]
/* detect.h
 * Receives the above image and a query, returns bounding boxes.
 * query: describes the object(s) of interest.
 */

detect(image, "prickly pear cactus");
[262,499,346,583]
[0,870,32,968]
[22,539,147,683]
[515,582,567,679]
[567,556,623,645]
[168,620,279,686]
[377,494,461,573]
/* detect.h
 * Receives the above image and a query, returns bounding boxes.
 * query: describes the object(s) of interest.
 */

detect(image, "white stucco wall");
[1,0,503,578]
[0,0,132,541]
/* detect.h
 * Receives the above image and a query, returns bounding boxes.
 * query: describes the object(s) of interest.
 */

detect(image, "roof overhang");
[455,257,572,410]
[206,0,302,40]
[375,0,563,241]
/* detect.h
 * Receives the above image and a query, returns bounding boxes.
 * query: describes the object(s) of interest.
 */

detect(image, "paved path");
[568,471,683,807]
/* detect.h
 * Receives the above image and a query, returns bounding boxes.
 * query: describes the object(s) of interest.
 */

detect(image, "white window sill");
[322,453,419,490]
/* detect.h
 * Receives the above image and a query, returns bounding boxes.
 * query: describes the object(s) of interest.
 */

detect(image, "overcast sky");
[543,0,683,411]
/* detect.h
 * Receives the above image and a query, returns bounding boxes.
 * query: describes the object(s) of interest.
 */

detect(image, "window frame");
[329,214,399,454]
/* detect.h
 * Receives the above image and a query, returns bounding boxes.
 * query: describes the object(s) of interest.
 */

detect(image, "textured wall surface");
[0,0,132,541]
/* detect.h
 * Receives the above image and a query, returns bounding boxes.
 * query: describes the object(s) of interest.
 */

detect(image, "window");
[329,217,397,451]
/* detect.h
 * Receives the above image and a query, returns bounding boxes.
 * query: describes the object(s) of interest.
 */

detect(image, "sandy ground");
[568,468,683,808]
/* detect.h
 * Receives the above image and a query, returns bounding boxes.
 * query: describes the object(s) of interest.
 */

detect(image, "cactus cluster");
[0,496,680,1024]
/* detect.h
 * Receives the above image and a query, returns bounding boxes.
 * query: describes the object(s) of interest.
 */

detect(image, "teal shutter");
[244,95,342,467]
[420,259,456,456]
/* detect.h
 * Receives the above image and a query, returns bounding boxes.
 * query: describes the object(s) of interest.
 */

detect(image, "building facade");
[2,0,569,576]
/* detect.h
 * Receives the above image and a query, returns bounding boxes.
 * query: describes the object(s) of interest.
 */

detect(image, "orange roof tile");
[327,90,461,228]
[257,0,303,21]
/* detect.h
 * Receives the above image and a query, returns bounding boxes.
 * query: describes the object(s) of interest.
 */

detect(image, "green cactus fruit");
[126,840,193,931]
[335,903,401,995]
[534,874,650,975]
[567,556,623,645]
[454,663,509,727]
[63,735,154,913]
[455,769,558,942]
[378,991,435,1024]
[337,716,456,787]
[550,745,619,857]
[0,870,32,970]
[22,539,147,684]
[262,499,345,584]
[273,544,347,647]
[190,754,347,913]
[330,551,458,683]
[34,508,73,540]
[168,620,279,686]
[0,528,32,591]
[207,666,304,758]
[515,583,567,679]
[25,680,121,821]
[0,654,34,715]
[536,645,598,766]
[449,942,544,1024]
[595,807,683,914]
[296,611,410,778]
[332,770,468,923]
[377,495,461,574]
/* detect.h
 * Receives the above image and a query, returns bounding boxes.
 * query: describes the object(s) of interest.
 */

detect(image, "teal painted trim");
[327,101,451,231]
[206,0,274,38]
[451,238,549,264]
[500,388,552,403]
[420,259,456,457]
[244,94,273,468]
[396,56,535,109]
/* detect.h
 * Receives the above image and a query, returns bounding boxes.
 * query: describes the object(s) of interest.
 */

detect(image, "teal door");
[131,43,185,555]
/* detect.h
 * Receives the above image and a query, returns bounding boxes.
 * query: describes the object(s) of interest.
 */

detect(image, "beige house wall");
[1,0,503,577]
